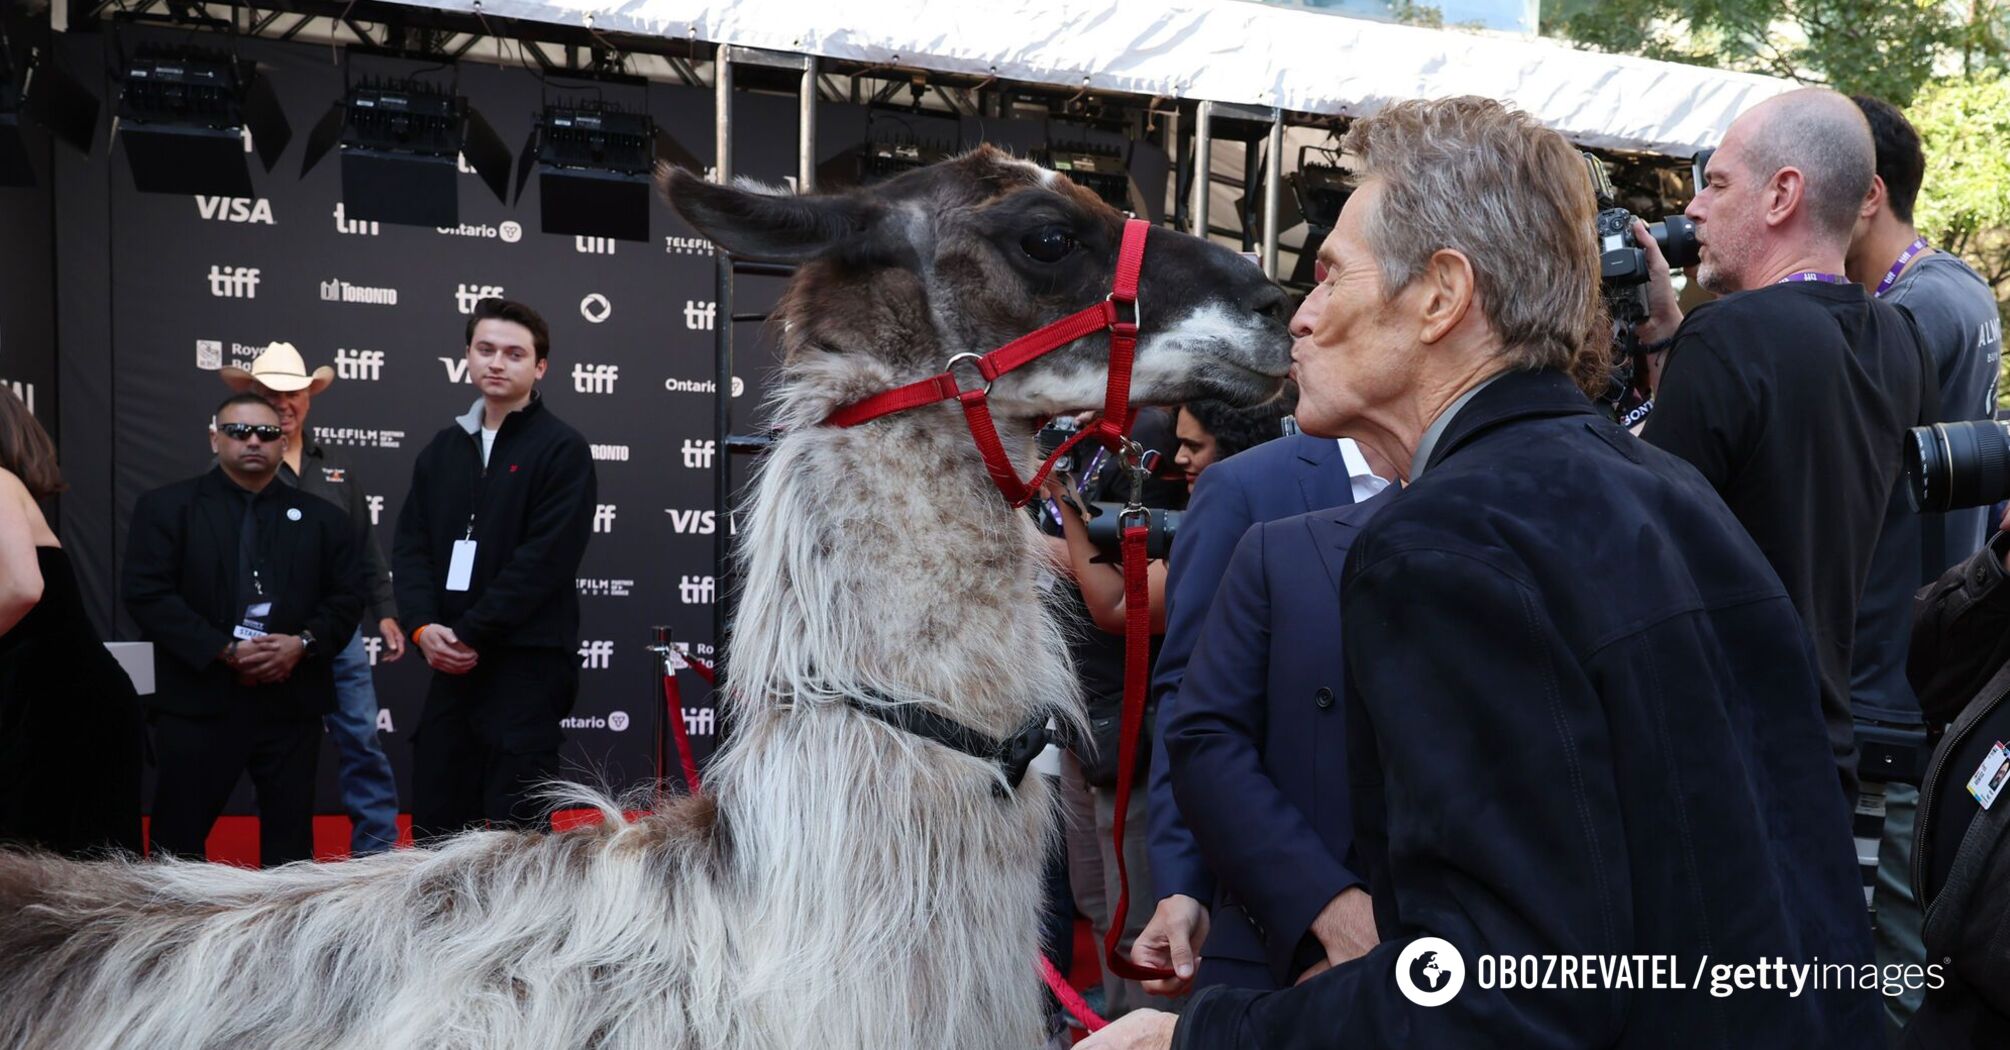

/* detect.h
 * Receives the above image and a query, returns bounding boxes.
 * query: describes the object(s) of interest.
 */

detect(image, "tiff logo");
[365,494,384,526]
[678,575,717,605]
[2,380,31,415]
[575,236,617,255]
[578,639,615,670]
[456,283,506,314]
[363,636,382,666]
[195,196,275,224]
[438,357,473,384]
[335,348,385,381]
[592,504,617,533]
[333,203,379,236]
[681,707,717,737]
[681,439,716,469]
[208,266,261,298]
[665,508,734,536]
[572,363,619,394]
[682,300,718,331]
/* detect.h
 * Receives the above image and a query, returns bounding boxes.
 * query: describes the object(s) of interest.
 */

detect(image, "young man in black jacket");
[393,298,597,839]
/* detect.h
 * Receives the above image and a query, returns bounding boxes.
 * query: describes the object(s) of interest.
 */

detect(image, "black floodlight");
[1035,141,1135,212]
[115,46,288,196]
[514,102,688,242]
[0,24,100,186]
[301,77,510,228]
[1289,160,1353,233]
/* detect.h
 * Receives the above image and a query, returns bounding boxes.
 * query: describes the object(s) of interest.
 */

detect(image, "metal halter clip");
[1118,437,1151,526]
[943,352,994,397]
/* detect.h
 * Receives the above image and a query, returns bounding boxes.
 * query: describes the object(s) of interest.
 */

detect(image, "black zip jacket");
[392,393,596,651]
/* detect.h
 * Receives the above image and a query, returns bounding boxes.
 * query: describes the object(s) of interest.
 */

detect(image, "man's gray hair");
[1740,88,1875,245]
[1342,97,1605,389]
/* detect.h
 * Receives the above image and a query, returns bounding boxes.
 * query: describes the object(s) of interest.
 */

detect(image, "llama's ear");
[658,164,871,261]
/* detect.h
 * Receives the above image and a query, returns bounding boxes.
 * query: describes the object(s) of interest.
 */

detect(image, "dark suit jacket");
[1175,369,1880,1049]
[1149,433,1361,919]
[123,468,364,720]
[1166,493,1387,987]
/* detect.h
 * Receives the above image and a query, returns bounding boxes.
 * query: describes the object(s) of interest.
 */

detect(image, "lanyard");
[1779,271,1849,285]
[1875,237,1930,297]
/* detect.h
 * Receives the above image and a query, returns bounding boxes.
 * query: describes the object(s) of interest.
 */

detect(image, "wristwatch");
[299,630,319,658]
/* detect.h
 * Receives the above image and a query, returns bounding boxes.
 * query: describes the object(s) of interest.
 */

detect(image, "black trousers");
[411,646,577,841]
[149,708,320,867]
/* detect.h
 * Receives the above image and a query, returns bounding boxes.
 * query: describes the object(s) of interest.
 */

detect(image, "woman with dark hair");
[0,387,144,856]
[1172,391,1298,491]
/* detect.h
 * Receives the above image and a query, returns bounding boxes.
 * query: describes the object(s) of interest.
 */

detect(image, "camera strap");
[823,217,1149,508]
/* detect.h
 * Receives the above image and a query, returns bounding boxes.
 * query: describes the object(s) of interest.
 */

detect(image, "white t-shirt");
[481,426,498,466]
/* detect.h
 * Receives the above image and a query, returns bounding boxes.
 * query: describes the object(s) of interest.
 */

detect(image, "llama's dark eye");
[1019,226,1077,263]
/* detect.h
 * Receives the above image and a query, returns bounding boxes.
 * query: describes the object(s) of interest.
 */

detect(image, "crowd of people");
[0,80,2005,1050]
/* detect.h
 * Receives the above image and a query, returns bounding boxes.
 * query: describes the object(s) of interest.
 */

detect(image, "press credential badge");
[1967,741,2009,809]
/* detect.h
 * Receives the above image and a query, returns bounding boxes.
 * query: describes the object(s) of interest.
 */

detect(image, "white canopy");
[384,0,1792,155]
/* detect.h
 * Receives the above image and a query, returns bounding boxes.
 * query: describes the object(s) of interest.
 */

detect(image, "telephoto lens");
[1907,420,2010,512]
[1648,215,1700,270]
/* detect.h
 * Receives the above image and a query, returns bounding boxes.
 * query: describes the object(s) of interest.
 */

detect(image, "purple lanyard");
[1874,237,1930,297]
[1779,271,1849,285]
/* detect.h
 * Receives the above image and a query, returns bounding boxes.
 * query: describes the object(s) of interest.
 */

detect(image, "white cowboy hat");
[219,342,335,395]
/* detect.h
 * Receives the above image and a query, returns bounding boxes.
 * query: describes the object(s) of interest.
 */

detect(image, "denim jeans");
[325,627,400,854]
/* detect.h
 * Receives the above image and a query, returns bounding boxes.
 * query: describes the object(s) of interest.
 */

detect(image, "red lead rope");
[1103,520,1172,982]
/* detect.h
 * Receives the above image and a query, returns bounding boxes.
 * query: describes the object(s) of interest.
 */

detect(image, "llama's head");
[661,147,1291,421]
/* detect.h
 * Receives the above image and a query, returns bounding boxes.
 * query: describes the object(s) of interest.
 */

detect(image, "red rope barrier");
[660,666,704,795]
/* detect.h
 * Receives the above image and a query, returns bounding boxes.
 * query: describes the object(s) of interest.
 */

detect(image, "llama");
[0,147,1291,1050]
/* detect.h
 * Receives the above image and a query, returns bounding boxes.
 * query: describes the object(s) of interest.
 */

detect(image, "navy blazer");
[1149,433,1361,914]
[1175,369,1880,1049]
[1165,493,1387,987]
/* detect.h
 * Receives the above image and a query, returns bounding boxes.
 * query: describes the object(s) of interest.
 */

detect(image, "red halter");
[824,217,1151,507]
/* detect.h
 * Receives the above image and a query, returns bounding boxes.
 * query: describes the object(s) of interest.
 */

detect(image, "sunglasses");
[218,422,283,442]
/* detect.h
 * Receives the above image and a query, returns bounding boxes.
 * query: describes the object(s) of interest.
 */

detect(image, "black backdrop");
[3,29,816,814]
[0,28,1167,818]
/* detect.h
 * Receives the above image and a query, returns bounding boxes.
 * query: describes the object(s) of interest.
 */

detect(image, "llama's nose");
[1243,281,1287,324]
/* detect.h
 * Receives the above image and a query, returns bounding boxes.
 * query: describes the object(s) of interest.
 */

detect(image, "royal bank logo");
[195,340,267,372]
[577,577,636,597]
[664,375,745,398]
[310,426,405,450]
[320,279,399,306]
[195,195,275,224]
[682,300,717,331]
[333,203,379,236]
[572,363,619,394]
[575,236,617,255]
[208,266,261,298]
[664,235,715,256]
[590,444,631,462]
[456,284,506,314]
[678,575,717,605]
[334,348,385,381]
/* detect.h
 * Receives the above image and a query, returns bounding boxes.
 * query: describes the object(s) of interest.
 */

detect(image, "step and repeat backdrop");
[0,26,1166,817]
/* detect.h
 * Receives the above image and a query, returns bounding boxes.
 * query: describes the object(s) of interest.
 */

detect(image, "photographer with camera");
[1899,507,2010,1048]
[1841,93,2005,1034]
[1633,88,1931,809]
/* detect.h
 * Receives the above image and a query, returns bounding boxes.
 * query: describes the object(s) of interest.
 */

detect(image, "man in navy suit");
[1137,430,1389,994]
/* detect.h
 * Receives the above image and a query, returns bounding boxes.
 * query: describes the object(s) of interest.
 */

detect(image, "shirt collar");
[1336,437,1392,499]
[1410,370,1506,481]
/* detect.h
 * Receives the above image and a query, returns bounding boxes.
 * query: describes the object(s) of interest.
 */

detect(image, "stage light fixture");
[1034,142,1137,213]
[114,45,288,196]
[514,101,694,242]
[1289,161,1353,234]
[301,77,511,228]
[0,24,100,187]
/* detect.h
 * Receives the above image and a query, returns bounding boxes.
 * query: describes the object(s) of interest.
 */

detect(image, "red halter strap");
[823,217,1150,507]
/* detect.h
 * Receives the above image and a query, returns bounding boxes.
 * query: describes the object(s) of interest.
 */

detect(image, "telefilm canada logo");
[577,577,635,597]
[664,235,714,256]
[311,425,405,450]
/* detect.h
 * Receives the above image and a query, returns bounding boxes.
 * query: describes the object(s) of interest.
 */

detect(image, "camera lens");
[1907,420,2010,512]
[1650,216,1701,271]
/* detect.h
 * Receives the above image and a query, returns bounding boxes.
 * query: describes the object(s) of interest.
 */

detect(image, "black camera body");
[1583,153,1700,421]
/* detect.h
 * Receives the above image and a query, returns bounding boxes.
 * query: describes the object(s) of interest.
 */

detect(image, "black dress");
[0,546,145,856]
